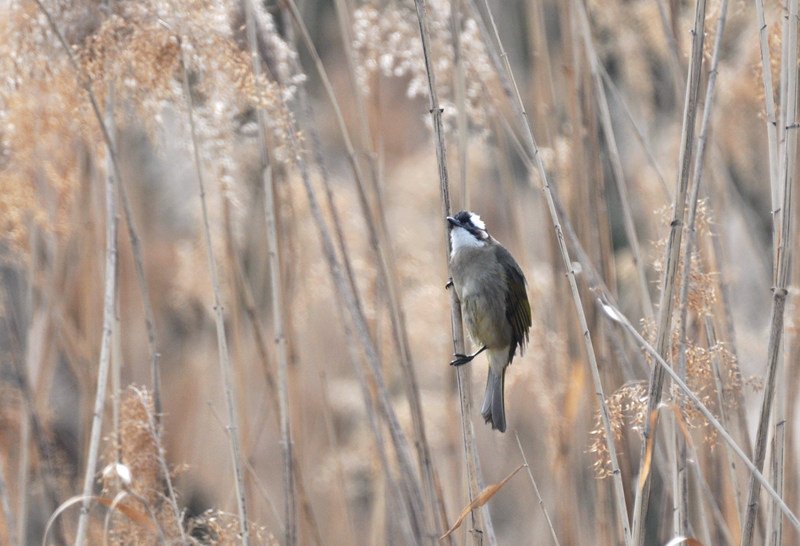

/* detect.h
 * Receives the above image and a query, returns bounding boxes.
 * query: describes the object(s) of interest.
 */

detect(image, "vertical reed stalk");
[673,0,730,535]
[179,48,250,545]
[769,421,786,545]
[107,83,122,468]
[741,1,798,544]
[74,102,118,546]
[631,1,706,542]
[412,0,494,544]
[753,0,781,204]
[451,0,469,209]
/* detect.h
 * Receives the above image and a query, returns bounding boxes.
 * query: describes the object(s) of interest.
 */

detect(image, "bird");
[447,210,532,432]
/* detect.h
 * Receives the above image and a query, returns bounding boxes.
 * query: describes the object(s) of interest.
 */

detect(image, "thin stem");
[179,48,250,545]
[206,402,283,530]
[243,2,296,543]
[74,103,118,546]
[597,65,671,200]
[451,0,469,209]
[654,0,685,102]
[753,0,781,207]
[514,432,560,546]
[318,372,359,545]
[769,421,786,546]
[4,310,66,544]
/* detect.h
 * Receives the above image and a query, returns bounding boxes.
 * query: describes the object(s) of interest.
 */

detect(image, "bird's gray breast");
[450,246,511,350]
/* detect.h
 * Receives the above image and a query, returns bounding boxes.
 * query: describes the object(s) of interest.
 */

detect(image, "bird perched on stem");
[447,211,531,432]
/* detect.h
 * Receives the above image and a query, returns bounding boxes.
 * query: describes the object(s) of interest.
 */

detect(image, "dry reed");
[1,1,799,544]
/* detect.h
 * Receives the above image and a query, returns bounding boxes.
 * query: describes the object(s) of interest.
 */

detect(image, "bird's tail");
[481,366,506,433]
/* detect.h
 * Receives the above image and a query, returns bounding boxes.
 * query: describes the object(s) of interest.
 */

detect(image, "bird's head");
[447,210,490,252]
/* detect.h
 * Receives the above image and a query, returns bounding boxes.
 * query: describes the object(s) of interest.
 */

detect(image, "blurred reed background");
[0,0,798,544]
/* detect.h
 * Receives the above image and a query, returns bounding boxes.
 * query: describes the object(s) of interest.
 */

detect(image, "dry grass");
[1,0,799,544]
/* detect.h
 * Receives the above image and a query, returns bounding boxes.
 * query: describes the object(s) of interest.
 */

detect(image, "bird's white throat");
[450,226,486,256]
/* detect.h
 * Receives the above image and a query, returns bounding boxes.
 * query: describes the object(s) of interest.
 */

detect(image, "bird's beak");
[447,216,460,228]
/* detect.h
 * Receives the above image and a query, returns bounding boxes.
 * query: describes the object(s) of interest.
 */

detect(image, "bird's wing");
[495,246,532,359]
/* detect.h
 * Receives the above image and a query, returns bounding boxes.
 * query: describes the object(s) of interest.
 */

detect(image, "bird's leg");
[451,345,487,366]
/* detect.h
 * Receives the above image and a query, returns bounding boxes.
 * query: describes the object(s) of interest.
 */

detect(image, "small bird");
[447,210,532,432]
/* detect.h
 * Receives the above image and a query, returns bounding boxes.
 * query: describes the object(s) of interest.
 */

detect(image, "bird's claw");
[450,345,487,366]
[450,353,472,366]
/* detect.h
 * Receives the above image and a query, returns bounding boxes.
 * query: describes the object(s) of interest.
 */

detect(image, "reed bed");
[0,0,798,544]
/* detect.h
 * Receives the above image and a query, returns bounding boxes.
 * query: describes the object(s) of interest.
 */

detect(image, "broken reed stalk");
[474,0,630,542]
[281,0,444,532]
[412,0,495,544]
[73,100,118,546]
[179,48,250,545]
[243,2,296,543]
[741,1,799,544]
[631,1,707,543]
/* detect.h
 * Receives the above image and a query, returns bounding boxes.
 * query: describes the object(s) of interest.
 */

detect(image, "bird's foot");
[450,345,487,366]
[450,353,473,366]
